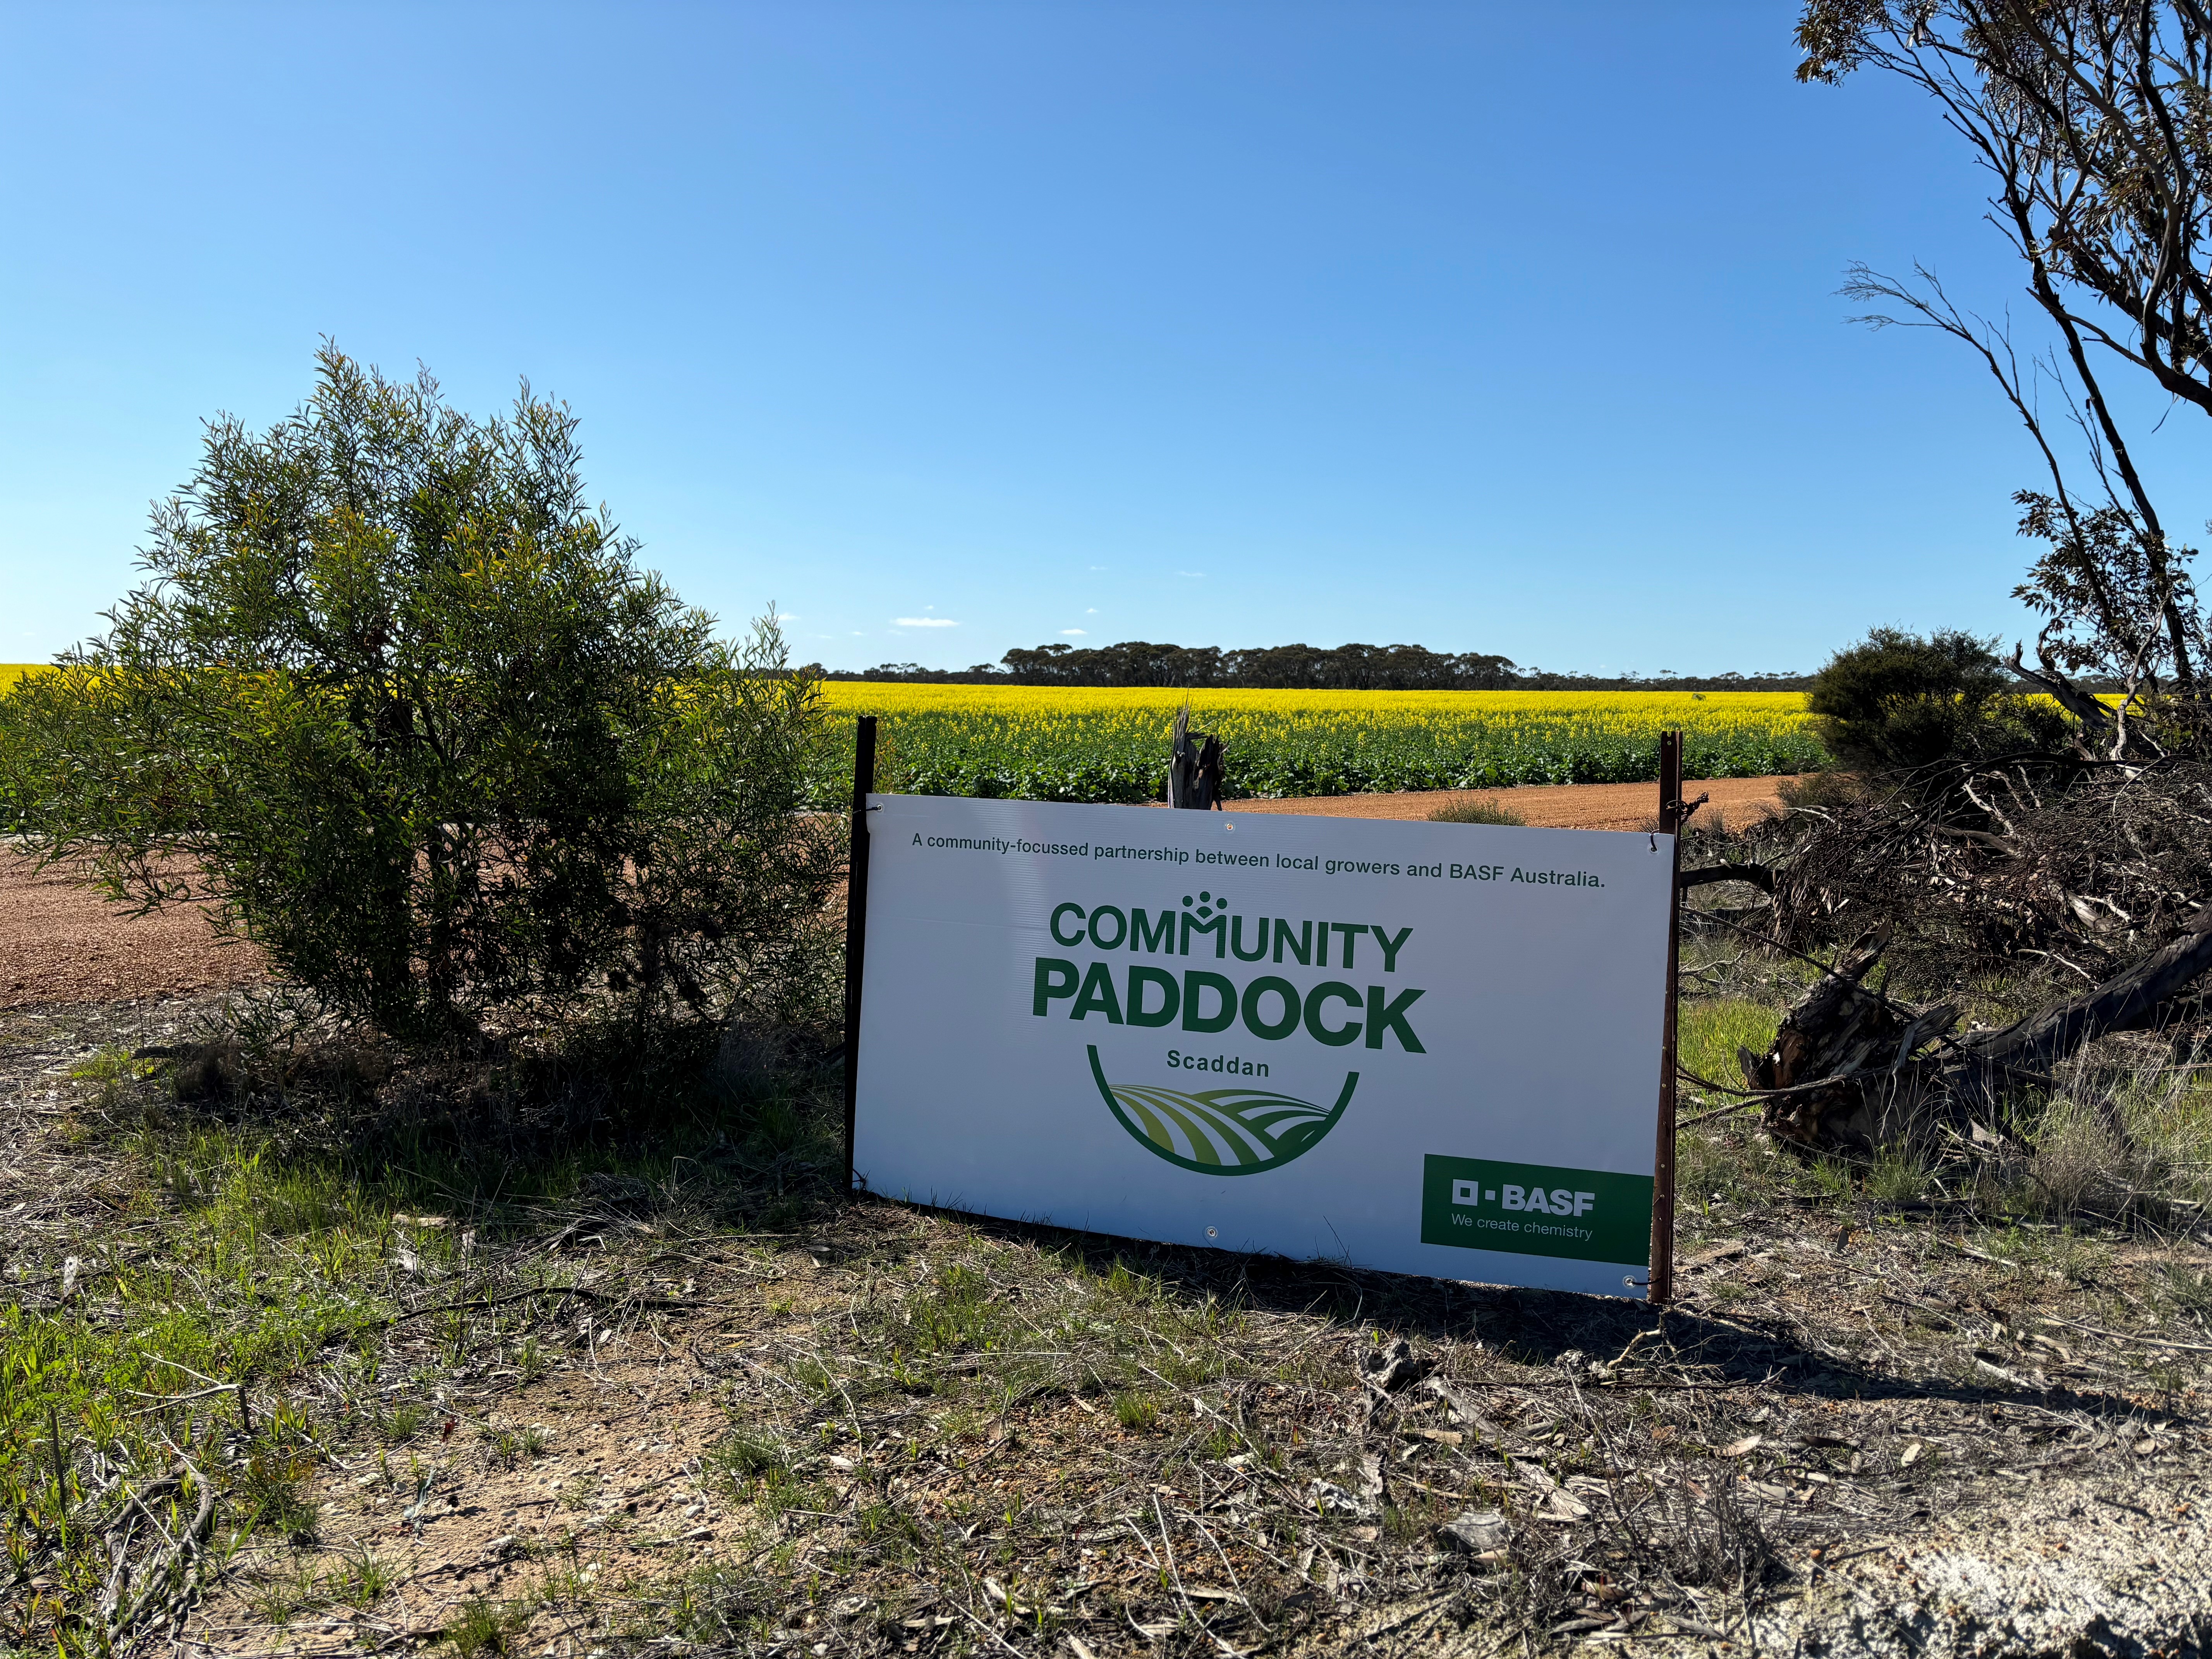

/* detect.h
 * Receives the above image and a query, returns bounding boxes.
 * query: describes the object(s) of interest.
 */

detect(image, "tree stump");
[1167,703,1225,809]
[1744,908,2212,1156]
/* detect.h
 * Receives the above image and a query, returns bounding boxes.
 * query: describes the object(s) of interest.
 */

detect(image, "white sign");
[851,795,1674,1298]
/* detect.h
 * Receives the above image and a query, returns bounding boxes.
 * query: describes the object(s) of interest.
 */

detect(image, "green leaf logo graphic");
[1087,1047,1357,1175]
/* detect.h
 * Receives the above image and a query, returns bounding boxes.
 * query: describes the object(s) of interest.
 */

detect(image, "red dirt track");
[1,856,262,1009]
[2,774,1790,1006]
[1204,772,1788,832]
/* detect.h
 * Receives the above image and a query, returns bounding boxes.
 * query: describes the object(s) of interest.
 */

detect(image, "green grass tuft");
[1113,1393,1161,1432]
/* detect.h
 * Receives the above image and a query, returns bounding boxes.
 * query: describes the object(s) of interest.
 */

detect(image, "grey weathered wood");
[1167,703,1224,809]
[1950,904,2212,1109]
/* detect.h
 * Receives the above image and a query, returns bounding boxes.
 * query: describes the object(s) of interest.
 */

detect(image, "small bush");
[910,1264,1005,1355]
[0,345,843,1048]
[1865,1147,1930,1205]
[1663,1480,1782,1590]
[708,1428,790,1483]
[338,1549,396,1606]
[1775,771,1860,811]
[239,1452,317,1539]
[1805,627,2068,775]
[1427,797,1527,825]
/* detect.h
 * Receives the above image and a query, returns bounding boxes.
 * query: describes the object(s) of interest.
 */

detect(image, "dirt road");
[1209,772,1787,831]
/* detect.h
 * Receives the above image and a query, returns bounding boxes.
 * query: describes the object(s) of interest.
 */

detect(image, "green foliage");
[1112,1393,1161,1431]
[0,345,842,1042]
[1864,1146,1930,1205]
[808,690,1828,805]
[240,1451,318,1537]
[444,1597,527,1656]
[337,1549,396,1607]
[1426,798,1526,825]
[1805,627,2068,775]
[909,1264,1005,1355]
[707,1428,792,1484]
[1678,998,1780,1091]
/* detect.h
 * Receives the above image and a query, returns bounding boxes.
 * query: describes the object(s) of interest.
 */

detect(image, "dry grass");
[4,980,2211,1657]
[1424,800,1527,826]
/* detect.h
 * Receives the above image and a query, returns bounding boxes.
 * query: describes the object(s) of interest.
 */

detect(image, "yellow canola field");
[2,670,1825,803]
[816,684,1810,719]
[811,684,1824,800]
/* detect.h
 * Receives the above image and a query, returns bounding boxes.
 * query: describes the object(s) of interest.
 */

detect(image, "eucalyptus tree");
[1800,1,2212,747]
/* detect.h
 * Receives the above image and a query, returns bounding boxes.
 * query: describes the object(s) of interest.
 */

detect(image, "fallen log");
[1745,906,2212,1155]
[1952,902,2212,1105]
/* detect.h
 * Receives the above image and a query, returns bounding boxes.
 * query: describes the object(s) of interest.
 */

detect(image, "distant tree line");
[816,639,1814,692]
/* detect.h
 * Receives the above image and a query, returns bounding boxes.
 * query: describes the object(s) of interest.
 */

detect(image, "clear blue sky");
[6,3,2206,675]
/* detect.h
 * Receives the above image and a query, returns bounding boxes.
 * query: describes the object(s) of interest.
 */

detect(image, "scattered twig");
[2038,1314,2212,1354]
[318,1284,704,1346]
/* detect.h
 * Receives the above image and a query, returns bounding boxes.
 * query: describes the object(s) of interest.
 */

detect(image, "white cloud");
[1088,565,1108,572]
[895,617,960,628]
[1176,570,1206,579]
[1060,629,1087,637]
[1085,607,1097,614]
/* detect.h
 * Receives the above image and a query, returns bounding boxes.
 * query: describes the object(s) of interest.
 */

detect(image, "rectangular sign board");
[850,795,1674,1298]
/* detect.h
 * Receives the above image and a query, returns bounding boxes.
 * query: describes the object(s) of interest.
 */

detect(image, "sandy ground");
[0,775,1791,1006]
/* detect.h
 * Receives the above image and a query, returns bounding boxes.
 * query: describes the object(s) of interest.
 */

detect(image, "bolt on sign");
[847,794,1675,1299]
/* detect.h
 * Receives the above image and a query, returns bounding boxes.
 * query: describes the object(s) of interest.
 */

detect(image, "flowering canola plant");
[0,668,1827,806]
[809,685,1826,805]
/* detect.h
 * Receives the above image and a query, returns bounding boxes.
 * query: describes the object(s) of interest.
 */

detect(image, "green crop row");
[803,688,1828,805]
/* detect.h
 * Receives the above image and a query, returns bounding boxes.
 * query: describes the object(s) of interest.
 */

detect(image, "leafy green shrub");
[1427,798,1526,825]
[0,346,842,1044]
[1805,627,2068,774]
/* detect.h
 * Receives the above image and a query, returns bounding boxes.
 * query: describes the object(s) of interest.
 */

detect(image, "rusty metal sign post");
[1649,730,1686,1304]
[842,716,878,1193]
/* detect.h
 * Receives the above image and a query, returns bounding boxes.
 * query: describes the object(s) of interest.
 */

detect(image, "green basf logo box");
[1419,1156,1653,1266]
